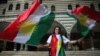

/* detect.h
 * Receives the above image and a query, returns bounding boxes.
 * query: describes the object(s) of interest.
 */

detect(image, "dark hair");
[53,26,62,34]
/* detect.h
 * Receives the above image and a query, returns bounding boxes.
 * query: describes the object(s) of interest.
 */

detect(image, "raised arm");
[62,35,77,44]
[37,43,49,48]
[68,40,78,44]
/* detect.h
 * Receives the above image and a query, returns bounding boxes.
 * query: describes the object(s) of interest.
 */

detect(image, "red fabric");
[0,0,40,41]
[50,34,58,56]
[72,6,100,23]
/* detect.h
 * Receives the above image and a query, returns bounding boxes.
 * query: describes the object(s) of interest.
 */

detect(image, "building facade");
[0,0,100,51]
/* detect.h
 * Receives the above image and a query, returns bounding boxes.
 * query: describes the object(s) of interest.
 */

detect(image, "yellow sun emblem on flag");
[19,21,37,34]
[78,14,88,26]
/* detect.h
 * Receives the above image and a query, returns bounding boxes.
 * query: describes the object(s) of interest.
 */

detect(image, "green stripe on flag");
[66,11,90,38]
[77,21,90,38]
[59,46,66,56]
[66,12,77,19]
[27,12,55,45]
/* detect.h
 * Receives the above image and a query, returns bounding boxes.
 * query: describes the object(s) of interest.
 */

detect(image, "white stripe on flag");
[13,4,50,44]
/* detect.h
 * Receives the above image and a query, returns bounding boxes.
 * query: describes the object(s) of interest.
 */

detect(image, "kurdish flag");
[66,6,100,37]
[0,0,55,45]
[50,34,65,56]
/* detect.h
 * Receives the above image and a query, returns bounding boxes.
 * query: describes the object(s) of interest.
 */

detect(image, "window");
[2,9,6,15]
[16,3,20,10]
[40,0,42,3]
[44,4,48,8]
[90,3,95,10]
[24,3,28,9]
[76,4,80,8]
[68,4,72,10]
[51,5,55,11]
[98,3,100,10]
[8,4,13,10]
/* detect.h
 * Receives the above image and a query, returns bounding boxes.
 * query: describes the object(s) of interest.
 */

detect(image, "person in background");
[0,40,3,53]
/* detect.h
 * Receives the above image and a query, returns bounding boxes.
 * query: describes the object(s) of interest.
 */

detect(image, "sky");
[0,0,7,4]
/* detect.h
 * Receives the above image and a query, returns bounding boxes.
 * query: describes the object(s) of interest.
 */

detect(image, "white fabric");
[87,19,96,29]
[47,34,70,44]
[13,4,50,44]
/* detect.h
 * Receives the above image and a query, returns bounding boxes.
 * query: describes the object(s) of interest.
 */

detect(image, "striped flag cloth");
[66,6,100,37]
[0,0,55,45]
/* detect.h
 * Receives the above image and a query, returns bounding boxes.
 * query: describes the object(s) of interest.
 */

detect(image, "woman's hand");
[69,40,78,44]
[77,38,84,44]
[37,44,49,48]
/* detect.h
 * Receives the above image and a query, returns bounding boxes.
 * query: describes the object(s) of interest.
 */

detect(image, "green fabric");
[77,21,90,37]
[59,46,66,56]
[27,12,55,45]
[66,12,90,38]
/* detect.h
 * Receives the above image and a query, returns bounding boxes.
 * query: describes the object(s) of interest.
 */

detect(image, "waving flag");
[66,6,100,37]
[0,0,55,45]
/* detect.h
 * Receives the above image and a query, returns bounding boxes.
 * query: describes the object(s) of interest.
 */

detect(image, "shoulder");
[49,34,52,37]
[62,35,69,39]
[62,35,67,37]
[61,35,67,37]
[48,34,53,38]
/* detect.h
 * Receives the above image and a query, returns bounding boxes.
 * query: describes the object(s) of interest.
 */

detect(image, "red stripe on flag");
[50,34,58,56]
[72,6,100,23]
[0,0,40,41]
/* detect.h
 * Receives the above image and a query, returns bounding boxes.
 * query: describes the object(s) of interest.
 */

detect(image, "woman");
[37,26,77,56]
